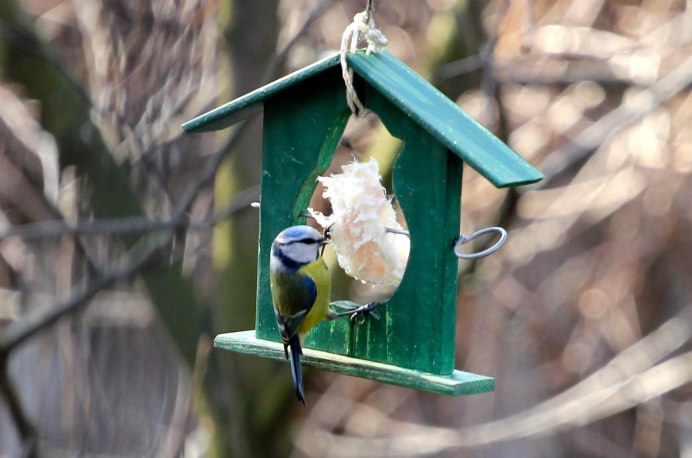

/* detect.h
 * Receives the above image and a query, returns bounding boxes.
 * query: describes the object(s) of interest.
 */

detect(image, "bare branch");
[0,19,91,105]
[536,54,692,187]
[296,305,692,457]
[0,354,37,458]
[0,185,259,241]
[262,0,339,83]
[0,233,168,351]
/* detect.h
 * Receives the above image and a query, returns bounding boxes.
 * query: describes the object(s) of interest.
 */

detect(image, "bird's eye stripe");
[286,237,318,245]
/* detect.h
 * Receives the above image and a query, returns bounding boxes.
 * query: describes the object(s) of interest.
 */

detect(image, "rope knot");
[340,8,388,117]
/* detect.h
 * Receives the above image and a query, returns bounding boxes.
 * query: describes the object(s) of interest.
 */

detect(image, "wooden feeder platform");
[215,331,495,396]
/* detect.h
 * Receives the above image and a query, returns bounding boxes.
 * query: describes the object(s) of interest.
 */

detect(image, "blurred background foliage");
[0,0,691,456]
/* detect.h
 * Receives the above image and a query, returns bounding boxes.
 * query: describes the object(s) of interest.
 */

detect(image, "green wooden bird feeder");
[183,50,543,396]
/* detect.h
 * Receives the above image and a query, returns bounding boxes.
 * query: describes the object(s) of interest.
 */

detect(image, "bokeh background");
[1,0,691,456]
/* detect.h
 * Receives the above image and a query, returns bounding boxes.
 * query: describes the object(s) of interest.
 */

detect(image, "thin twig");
[0,185,259,241]
[0,354,37,457]
[435,54,483,80]
[0,233,169,350]
[262,0,338,83]
[0,110,247,351]
[520,0,535,53]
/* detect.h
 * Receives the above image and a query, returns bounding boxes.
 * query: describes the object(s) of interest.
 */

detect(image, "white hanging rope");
[340,4,388,117]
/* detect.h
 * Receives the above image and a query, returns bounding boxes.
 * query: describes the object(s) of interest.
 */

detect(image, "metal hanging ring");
[453,226,508,260]
[366,0,374,18]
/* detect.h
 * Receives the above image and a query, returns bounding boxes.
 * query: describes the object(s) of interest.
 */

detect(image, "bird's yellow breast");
[297,258,331,335]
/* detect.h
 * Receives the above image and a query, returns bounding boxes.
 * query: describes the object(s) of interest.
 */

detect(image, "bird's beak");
[318,236,329,257]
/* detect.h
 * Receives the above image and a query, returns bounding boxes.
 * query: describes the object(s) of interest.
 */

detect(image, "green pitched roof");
[182,51,543,187]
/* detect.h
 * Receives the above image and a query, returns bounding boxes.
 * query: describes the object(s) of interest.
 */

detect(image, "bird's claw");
[329,300,382,323]
[348,302,381,323]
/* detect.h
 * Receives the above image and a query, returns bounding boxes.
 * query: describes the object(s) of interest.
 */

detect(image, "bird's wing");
[272,272,317,342]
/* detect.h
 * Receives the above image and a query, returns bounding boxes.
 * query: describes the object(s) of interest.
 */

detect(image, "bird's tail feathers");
[288,336,305,405]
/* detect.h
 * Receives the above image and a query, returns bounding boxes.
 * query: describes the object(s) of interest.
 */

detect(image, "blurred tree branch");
[0,18,90,105]
[0,354,36,458]
[296,305,692,457]
[1,1,689,456]
[0,113,250,453]
[0,112,249,348]
[0,184,259,242]
[536,55,692,188]
[262,0,338,82]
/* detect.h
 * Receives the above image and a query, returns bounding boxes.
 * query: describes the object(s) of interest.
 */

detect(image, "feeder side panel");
[304,86,461,375]
[366,89,460,375]
[254,68,350,344]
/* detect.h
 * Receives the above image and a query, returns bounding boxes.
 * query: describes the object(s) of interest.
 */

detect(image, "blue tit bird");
[270,225,331,405]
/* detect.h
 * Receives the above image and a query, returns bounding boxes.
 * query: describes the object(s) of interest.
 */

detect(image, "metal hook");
[300,210,507,260]
[365,0,374,21]
[453,226,507,260]
[386,224,506,260]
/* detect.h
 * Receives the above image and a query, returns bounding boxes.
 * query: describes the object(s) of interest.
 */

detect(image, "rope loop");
[340,3,388,117]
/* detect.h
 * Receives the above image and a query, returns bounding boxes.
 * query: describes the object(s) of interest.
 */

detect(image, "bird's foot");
[329,300,383,323]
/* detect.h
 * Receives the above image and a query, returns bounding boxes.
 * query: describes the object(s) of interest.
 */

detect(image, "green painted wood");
[249,66,463,376]
[215,331,495,396]
[304,88,462,375]
[254,65,351,347]
[182,51,542,188]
